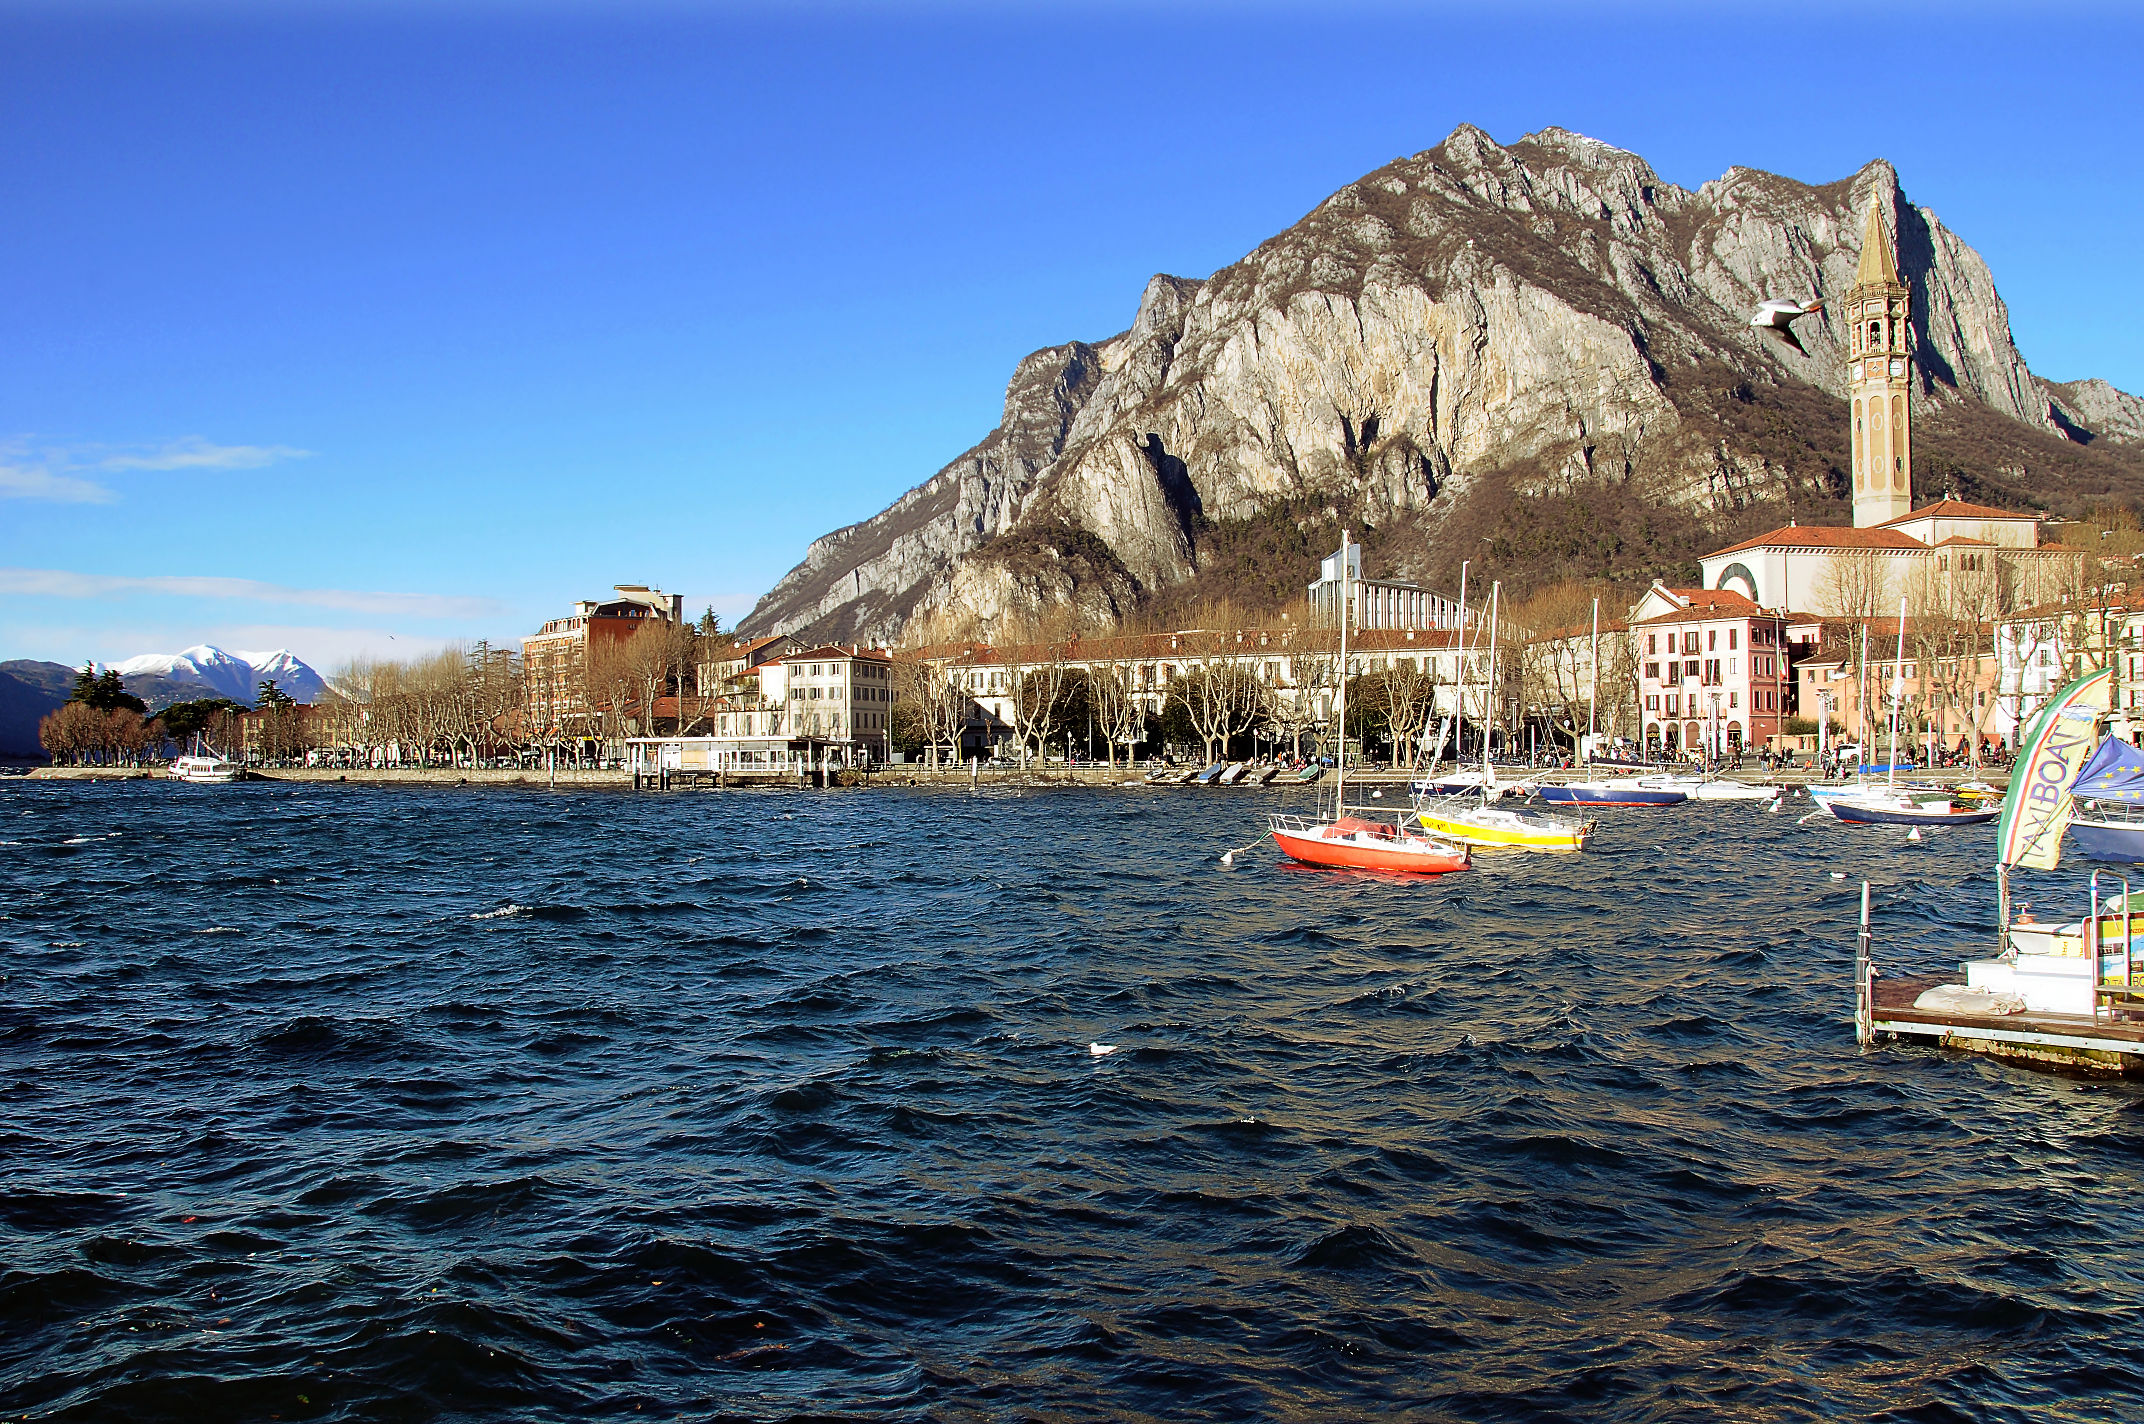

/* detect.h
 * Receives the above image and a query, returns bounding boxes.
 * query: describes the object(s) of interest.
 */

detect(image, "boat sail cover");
[1996,667,2112,871]
[2071,735,2144,800]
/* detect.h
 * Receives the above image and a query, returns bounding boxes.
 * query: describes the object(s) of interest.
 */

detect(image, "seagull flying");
[1750,297,1824,357]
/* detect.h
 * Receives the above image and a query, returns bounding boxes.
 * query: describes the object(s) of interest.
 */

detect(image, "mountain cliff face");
[743,125,2143,643]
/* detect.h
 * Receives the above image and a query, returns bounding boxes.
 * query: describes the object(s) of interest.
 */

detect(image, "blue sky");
[3,0,2138,672]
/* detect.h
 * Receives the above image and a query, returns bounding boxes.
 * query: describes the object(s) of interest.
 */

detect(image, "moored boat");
[1270,812,1471,874]
[1253,527,1470,877]
[1825,788,1997,826]
[1413,800,1592,851]
[168,737,242,784]
[1537,779,1686,808]
[1638,774,1780,802]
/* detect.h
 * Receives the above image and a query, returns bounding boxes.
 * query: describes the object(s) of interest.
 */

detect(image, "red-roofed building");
[1630,583,1791,755]
[1697,506,2077,616]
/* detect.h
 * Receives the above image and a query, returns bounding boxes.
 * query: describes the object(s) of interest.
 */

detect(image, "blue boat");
[2068,737,2144,861]
[1537,780,1686,808]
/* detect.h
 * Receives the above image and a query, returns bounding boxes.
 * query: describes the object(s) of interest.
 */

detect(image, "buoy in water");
[1907,827,1923,841]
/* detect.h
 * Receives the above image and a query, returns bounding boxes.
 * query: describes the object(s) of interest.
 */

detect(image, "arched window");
[1868,320,1882,350]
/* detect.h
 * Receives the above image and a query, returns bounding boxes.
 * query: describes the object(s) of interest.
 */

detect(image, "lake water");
[5,779,2143,1421]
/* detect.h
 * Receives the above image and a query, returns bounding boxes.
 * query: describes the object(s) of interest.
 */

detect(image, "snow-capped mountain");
[100,645,328,708]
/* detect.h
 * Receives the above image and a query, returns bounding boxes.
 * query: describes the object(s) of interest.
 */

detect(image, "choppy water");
[4,779,2143,1422]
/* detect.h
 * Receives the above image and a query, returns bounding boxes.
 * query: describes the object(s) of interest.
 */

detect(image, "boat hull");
[1827,800,1997,826]
[1538,784,1686,807]
[2068,819,2144,862]
[1271,824,1469,875]
[1414,807,1590,851]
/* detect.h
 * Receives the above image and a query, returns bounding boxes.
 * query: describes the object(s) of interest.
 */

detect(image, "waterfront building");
[1995,596,2144,743]
[1790,615,2001,759]
[521,584,683,738]
[924,625,1482,762]
[759,646,894,764]
[1630,584,1791,755]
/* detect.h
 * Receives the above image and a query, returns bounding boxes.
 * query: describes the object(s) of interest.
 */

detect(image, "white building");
[1306,541,1466,631]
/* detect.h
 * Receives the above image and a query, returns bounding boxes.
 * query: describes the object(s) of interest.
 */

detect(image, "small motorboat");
[1254,765,1283,785]
[1537,779,1686,808]
[1294,765,1325,784]
[1193,762,1228,785]
[1269,811,1470,875]
[1217,762,1249,785]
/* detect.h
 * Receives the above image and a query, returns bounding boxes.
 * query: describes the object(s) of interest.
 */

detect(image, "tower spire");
[1854,203,1899,287]
[1847,201,1912,528]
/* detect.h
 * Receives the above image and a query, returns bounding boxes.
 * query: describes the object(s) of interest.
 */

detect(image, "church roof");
[1879,498,2035,527]
[1854,204,1900,288]
[1709,524,1927,557]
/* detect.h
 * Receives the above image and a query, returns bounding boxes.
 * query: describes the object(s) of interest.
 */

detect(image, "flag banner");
[1997,667,2113,871]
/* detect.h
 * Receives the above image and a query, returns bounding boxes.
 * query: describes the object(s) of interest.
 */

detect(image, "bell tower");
[1848,203,1913,527]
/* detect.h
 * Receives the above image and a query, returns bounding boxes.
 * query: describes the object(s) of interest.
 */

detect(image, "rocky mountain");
[100,645,328,709]
[743,125,2144,643]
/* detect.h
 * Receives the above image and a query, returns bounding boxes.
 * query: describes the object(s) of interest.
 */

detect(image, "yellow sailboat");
[1409,581,1593,853]
[1413,800,1593,852]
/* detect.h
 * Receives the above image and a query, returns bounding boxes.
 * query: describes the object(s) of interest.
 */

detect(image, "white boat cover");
[1912,984,2029,1016]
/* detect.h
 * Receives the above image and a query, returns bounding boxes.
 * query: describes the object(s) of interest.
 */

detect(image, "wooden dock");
[1868,971,2144,1075]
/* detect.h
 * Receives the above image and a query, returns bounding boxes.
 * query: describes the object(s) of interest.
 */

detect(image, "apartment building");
[521,584,682,735]
[1630,585,1791,755]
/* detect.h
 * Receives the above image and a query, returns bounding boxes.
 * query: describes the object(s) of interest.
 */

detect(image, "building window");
[1708,631,1718,651]
[1729,691,1738,709]
[1684,632,1699,655]
[1728,629,1738,651]
[1646,695,1659,711]
[1645,662,1660,680]
[1647,634,1657,654]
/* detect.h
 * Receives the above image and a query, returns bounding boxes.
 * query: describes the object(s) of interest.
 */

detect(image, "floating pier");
[1856,881,2144,1077]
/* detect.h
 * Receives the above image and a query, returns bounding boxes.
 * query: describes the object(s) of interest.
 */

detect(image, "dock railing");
[1855,880,1874,1047]
[2091,869,2139,1021]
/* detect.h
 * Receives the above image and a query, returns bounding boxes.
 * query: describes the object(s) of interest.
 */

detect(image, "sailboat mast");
[1455,560,1470,768]
[1589,596,1599,754]
[1889,598,1907,789]
[1857,622,1869,780]
[1335,530,1350,812]
[1483,584,1502,793]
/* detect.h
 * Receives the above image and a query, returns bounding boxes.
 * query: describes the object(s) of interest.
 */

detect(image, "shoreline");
[19,764,2013,791]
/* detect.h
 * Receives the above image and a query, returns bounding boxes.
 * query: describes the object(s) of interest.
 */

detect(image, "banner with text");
[1996,666,2112,871]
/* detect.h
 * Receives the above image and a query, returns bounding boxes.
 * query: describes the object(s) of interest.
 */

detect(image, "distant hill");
[0,660,72,761]
[100,645,328,710]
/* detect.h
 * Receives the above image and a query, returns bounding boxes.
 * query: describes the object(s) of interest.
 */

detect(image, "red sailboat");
[1263,530,1470,876]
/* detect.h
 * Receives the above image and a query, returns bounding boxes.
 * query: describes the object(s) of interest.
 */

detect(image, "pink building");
[1632,584,1792,756]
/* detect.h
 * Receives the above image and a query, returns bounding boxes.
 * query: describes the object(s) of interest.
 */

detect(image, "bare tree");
[1367,655,1440,768]
[1087,661,1146,768]
[1817,548,1892,619]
